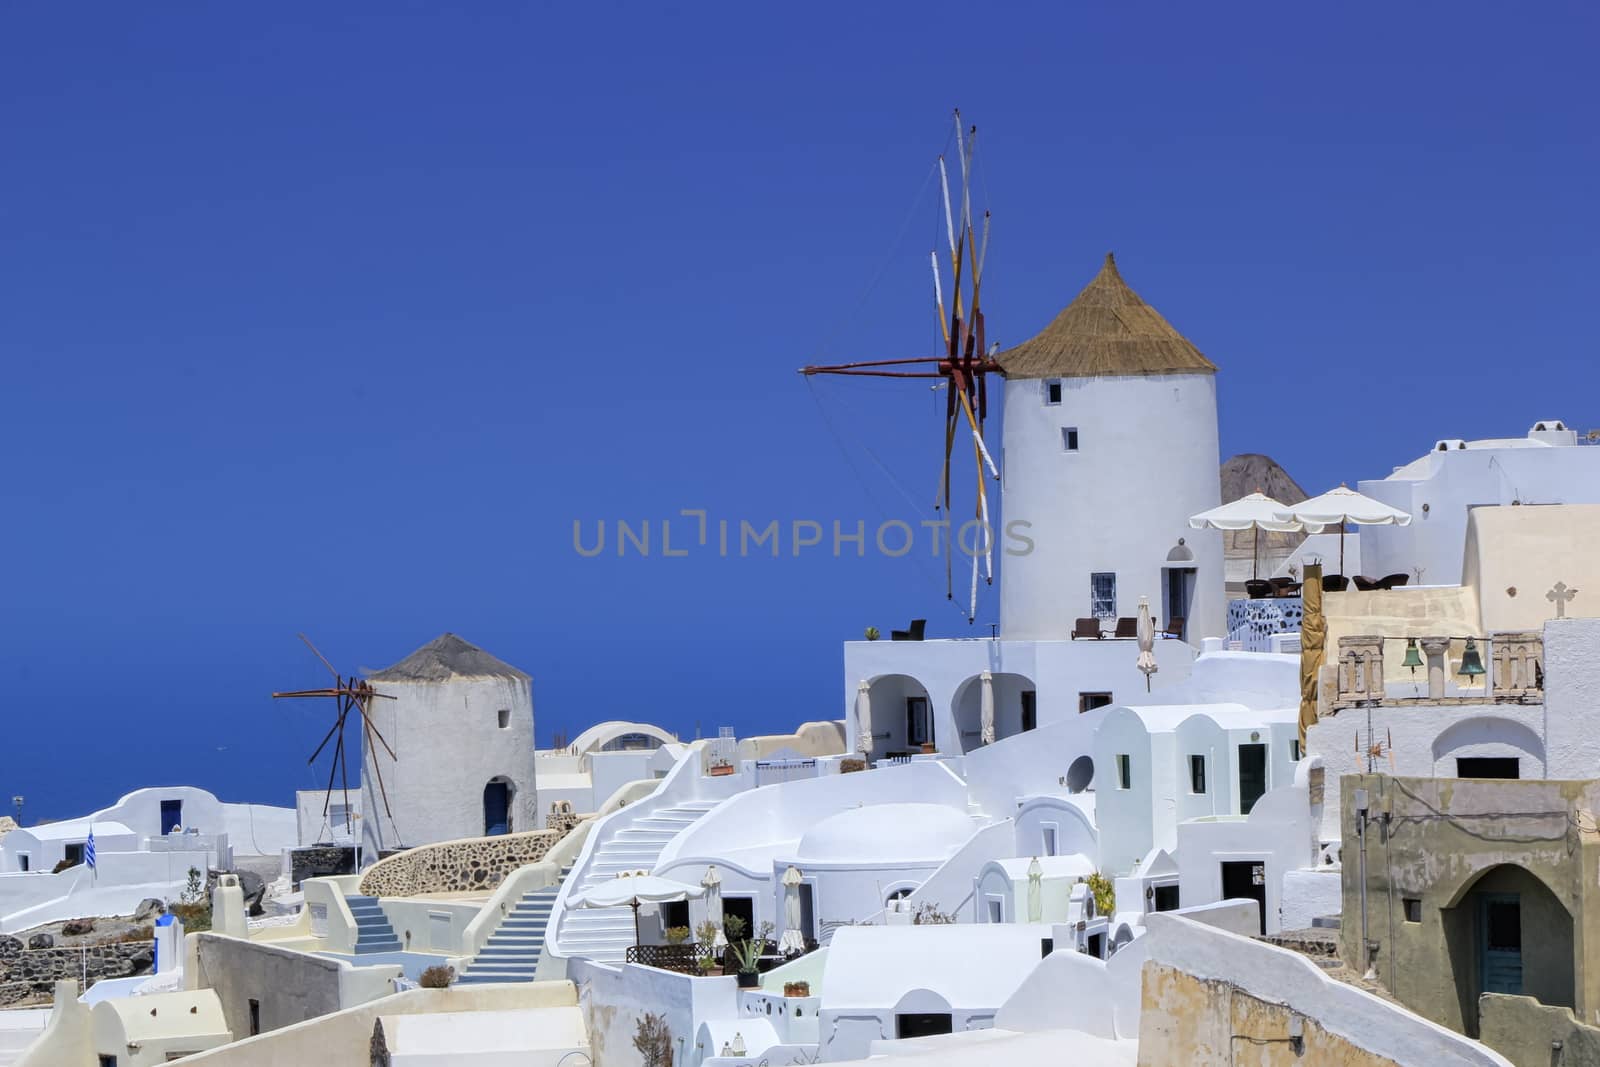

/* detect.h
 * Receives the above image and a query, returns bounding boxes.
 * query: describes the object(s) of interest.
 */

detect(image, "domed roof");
[997,253,1216,380]
[794,803,974,866]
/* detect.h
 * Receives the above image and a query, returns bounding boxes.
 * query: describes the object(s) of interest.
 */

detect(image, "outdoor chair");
[1321,574,1350,593]
[1270,578,1302,597]
[1378,573,1410,590]
[1352,575,1382,592]
[1113,616,1138,638]
[1244,579,1273,599]
[1072,618,1103,640]
[1161,617,1185,640]
[890,618,927,642]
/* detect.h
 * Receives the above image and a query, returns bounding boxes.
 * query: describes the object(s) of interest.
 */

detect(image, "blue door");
[1480,893,1522,995]
[483,782,510,836]
[160,800,183,835]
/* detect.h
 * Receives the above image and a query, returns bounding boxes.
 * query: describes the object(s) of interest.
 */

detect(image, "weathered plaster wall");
[191,932,399,1038]
[1139,913,1511,1066]
[1479,993,1600,1067]
[571,958,737,1067]
[1337,774,1600,1036]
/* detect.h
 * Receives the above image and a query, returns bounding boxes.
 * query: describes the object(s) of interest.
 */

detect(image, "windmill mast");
[801,110,1002,621]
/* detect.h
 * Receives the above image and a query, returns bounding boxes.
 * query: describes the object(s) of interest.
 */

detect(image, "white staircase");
[551,801,720,964]
[457,863,574,985]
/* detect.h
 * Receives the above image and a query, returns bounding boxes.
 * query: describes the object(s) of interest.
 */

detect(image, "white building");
[997,253,1224,643]
[1356,419,1600,585]
[359,633,538,855]
[0,786,295,932]
[533,721,681,828]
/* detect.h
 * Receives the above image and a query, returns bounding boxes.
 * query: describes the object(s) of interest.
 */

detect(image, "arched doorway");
[864,675,934,757]
[1442,863,1573,1034]
[483,778,515,836]
[951,672,1039,753]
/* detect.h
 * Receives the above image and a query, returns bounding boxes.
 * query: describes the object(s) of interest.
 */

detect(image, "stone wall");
[0,934,152,1006]
[358,821,584,897]
[290,845,357,889]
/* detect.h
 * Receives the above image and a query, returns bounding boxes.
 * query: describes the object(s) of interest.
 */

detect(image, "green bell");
[1401,638,1424,671]
[1458,638,1486,678]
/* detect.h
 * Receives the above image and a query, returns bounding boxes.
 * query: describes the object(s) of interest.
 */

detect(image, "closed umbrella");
[702,865,726,949]
[855,680,872,755]
[1275,485,1411,577]
[1189,492,1321,580]
[979,671,995,746]
[779,866,806,955]
[570,872,706,946]
[1027,857,1043,923]
[1135,596,1158,692]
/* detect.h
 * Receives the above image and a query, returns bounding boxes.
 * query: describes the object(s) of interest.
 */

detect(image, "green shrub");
[664,925,690,945]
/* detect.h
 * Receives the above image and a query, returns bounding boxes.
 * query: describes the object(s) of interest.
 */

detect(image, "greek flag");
[84,830,97,872]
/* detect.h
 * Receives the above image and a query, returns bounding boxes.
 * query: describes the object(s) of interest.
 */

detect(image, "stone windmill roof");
[997,253,1216,380]
[368,633,530,683]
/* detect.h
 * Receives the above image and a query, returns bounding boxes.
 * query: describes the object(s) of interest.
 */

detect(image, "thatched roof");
[997,253,1216,380]
[368,633,530,683]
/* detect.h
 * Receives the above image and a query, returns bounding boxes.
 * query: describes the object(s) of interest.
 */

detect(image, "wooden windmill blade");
[796,110,1003,621]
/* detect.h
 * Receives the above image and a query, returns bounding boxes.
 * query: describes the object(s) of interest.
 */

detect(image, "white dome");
[794,803,974,866]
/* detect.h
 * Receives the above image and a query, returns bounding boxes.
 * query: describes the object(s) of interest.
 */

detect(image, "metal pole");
[1355,787,1372,978]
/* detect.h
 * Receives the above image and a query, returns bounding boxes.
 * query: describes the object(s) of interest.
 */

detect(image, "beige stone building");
[1338,773,1600,1039]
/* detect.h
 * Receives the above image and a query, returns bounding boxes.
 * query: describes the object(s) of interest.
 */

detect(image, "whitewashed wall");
[999,372,1224,641]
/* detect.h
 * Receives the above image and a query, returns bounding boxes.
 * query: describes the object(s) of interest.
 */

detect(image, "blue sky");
[3,3,1596,820]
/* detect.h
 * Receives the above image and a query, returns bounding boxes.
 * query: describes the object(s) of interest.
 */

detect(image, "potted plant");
[783,980,811,998]
[864,626,880,641]
[730,920,774,989]
[920,741,936,755]
[708,758,736,777]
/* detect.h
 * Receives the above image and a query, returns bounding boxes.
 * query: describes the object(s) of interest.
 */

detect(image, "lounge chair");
[1378,573,1410,590]
[1161,617,1185,640]
[1244,579,1273,600]
[1113,616,1138,638]
[890,618,926,642]
[1321,574,1350,593]
[1352,575,1381,592]
[1072,618,1103,640]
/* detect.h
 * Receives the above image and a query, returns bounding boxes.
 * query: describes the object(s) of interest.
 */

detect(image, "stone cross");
[1547,582,1578,619]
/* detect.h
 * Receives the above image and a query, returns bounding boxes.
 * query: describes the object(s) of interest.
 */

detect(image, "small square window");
[497,708,510,730]
[1116,754,1132,790]
[1079,692,1113,714]
[1044,380,1062,405]
[1062,427,1079,452]
[1189,754,1207,794]
[1403,898,1422,923]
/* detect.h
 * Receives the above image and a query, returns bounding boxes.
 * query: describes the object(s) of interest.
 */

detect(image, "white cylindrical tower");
[997,254,1224,642]
[360,633,537,853]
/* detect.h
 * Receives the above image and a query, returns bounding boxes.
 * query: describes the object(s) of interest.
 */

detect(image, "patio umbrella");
[570,872,706,946]
[979,671,995,746]
[779,866,806,955]
[702,865,726,949]
[1189,492,1321,580]
[855,680,872,755]
[1027,857,1043,923]
[1274,485,1411,577]
[1135,596,1158,693]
